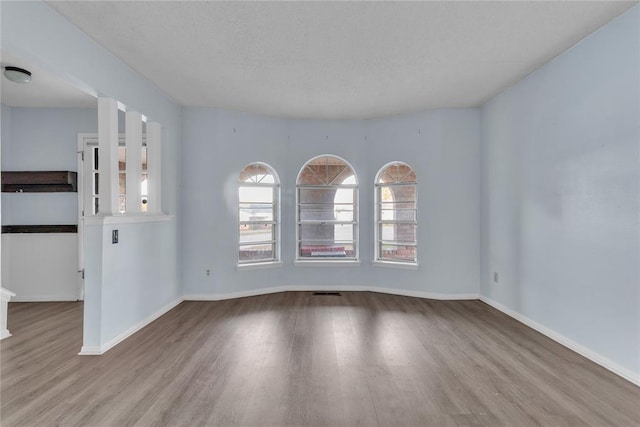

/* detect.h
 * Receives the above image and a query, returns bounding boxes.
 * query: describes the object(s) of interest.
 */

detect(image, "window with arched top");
[238,163,280,265]
[375,162,417,265]
[296,155,358,261]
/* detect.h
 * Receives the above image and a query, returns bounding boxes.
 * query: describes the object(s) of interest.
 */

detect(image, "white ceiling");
[47,1,636,119]
[0,51,96,109]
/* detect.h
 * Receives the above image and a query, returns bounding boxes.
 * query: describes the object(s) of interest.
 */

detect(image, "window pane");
[298,156,355,186]
[298,203,354,221]
[239,163,275,184]
[299,188,335,204]
[93,197,99,215]
[379,185,415,203]
[93,147,99,170]
[118,196,126,213]
[240,203,274,222]
[299,243,354,258]
[93,172,99,195]
[239,186,273,203]
[379,223,417,243]
[378,163,416,184]
[142,147,147,171]
[239,223,274,244]
[300,223,354,242]
[379,206,416,222]
[119,172,126,196]
[379,244,416,262]
[239,243,275,262]
[118,146,126,171]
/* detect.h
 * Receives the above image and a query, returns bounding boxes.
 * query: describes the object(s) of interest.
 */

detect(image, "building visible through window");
[297,155,358,261]
[238,163,280,264]
[375,162,417,264]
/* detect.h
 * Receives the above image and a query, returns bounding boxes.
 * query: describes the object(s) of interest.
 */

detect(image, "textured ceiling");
[48,1,635,119]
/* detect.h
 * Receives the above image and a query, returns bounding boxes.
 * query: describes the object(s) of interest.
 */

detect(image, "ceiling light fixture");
[3,66,32,84]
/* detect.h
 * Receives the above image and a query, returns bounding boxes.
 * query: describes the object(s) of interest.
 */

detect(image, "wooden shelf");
[2,225,78,234]
[1,171,77,193]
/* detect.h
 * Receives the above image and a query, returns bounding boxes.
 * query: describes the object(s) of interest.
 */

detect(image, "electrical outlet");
[112,229,119,244]
[205,268,211,276]
[493,272,499,283]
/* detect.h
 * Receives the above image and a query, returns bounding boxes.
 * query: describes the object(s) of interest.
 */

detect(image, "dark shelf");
[2,171,77,193]
[2,225,78,234]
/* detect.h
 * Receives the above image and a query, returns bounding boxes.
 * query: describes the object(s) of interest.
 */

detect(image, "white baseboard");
[11,295,79,302]
[78,345,101,355]
[0,329,11,340]
[78,297,183,356]
[479,296,640,387]
[183,285,479,301]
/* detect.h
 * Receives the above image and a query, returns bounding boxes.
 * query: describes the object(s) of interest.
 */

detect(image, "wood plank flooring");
[1,292,639,426]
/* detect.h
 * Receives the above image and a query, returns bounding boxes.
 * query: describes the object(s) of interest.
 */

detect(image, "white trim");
[11,295,79,302]
[1,288,16,339]
[184,285,478,302]
[77,134,85,301]
[98,97,120,215]
[0,288,16,300]
[237,261,283,271]
[83,214,174,226]
[125,111,143,214]
[78,345,102,356]
[480,296,640,387]
[295,260,361,267]
[372,260,419,270]
[78,297,183,356]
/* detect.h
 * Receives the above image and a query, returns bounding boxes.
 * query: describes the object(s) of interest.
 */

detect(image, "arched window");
[375,162,417,265]
[297,155,358,261]
[238,163,280,265]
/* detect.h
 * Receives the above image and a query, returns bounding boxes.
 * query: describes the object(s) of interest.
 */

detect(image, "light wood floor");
[1,292,639,426]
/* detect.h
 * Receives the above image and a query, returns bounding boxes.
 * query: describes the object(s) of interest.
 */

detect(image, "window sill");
[372,260,419,270]
[237,261,283,271]
[295,260,360,267]
[84,213,173,226]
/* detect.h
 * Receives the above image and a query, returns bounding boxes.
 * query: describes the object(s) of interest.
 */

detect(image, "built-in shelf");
[1,171,78,193]
[2,225,77,234]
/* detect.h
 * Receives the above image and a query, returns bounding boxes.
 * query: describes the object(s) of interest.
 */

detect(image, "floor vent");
[312,291,342,296]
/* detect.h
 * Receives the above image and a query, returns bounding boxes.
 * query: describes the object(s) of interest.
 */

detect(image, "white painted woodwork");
[1,234,79,302]
[98,97,119,215]
[146,121,162,214]
[125,111,143,214]
[0,287,16,340]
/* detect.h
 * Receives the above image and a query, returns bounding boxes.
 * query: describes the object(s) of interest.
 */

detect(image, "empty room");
[1,1,639,426]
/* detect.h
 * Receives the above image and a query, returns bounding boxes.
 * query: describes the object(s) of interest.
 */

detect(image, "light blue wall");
[182,108,480,296]
[1,1,183,351]
[1,107,96,226]
[480,6,639,378]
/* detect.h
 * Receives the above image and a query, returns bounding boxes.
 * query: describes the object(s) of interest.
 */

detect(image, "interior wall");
[480,6,639,380]
[1,107,96,226]
[181,108,480,297]
[1,1,183,351]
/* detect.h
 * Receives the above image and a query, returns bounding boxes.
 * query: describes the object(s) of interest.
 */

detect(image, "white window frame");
[374,161,418,269]
[295,155,359,265]
[237,162,281,268]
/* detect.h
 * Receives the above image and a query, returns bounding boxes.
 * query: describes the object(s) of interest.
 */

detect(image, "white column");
[0,287,16,340]
[98,97,119,215]
[125,111,143,214]
[146,121,162,214]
